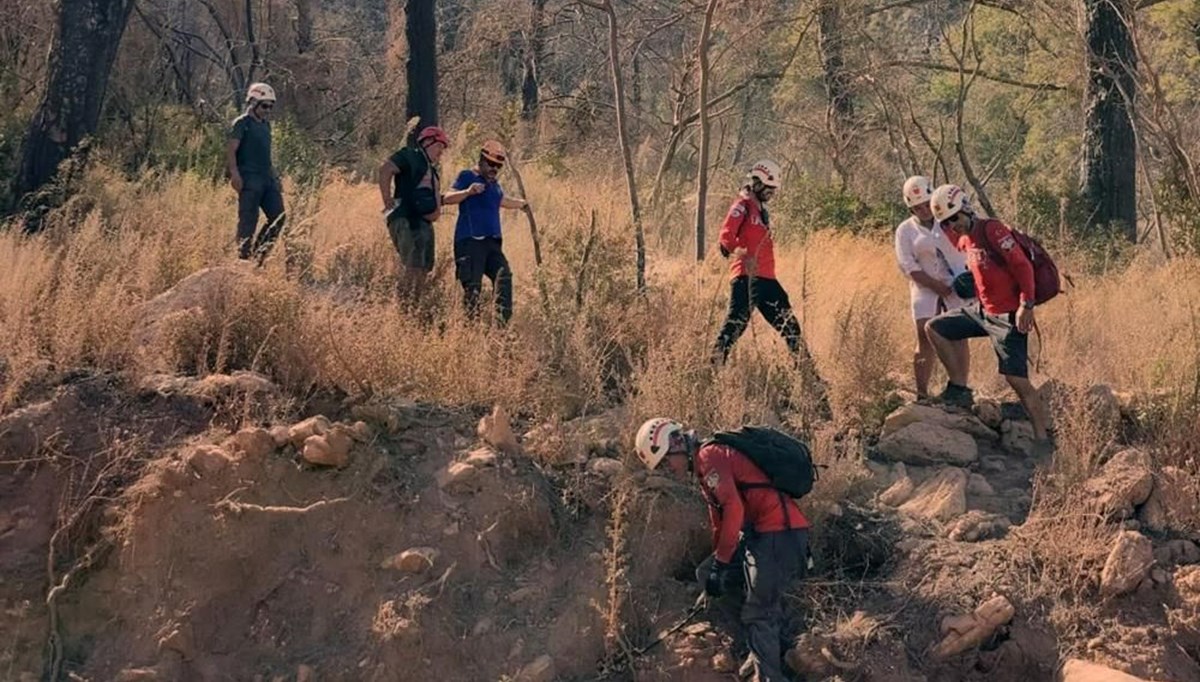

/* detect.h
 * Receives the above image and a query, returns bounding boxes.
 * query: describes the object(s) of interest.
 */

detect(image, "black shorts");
[928,305,1030,378]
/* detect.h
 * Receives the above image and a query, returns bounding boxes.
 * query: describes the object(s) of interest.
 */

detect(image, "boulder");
[974,398,1003,429]
[382,547,439,573]
[967,473,995,497]
[1152,539,1200,567]
[1084,449,1154,520]
[932,595,1015,659]
[186,445,231,476]
[1138,466,1200,534]
[231,427,276,459]
[875,423,978,466]
[514,655,555,682]
[130,264,257,353]
[289,416,331,448]
[302,433,351,468]
[1060,659,1153,682]
[879,474,916,507]
[1000,420,1035,458]
[882,403,997,440]
[947,511,1012,542]
[478,405,519,454]
[898,467,968,522]
[268,425,291,448]
[436,462,480,494]
[1101,531,1154,598]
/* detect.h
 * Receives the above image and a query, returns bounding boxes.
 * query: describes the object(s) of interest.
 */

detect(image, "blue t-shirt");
[452,169,504,241]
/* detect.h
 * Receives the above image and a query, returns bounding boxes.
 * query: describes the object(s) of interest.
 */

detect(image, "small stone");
[1000,420,1036,457]
[932,595,1015,659]
[587,457,624,477]
[682,622,711,636]
[303,435,349,468]
[478,405,519,454]
[981,457,1007,474]
[1084,449,1154,520]
[967,473,995,497]
[879,475,915,507]
[383,547,439,573]
[186,444,231,476]
[711,651,736,673]
[974,399,1002,429]
[436,462,480,494]
[290,415,332,448]
[326,425,354,458]
[514,655,555,682]
[232,427,276,458]
[464,448,498,468]
[1101,531,1155,598]
[296,665,316,682]
[269,425,291,447]
[349,421,374,442]
[947,510,1011,542]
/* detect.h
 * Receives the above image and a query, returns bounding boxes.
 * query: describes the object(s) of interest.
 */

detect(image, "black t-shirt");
[389,146,439,218]
[229,114,274,177]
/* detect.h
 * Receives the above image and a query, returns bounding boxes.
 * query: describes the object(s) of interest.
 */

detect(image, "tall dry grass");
[1,164,1198,440]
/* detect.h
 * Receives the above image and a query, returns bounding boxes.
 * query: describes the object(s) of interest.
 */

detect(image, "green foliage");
[772,179,902,239]
[272,116,325,190]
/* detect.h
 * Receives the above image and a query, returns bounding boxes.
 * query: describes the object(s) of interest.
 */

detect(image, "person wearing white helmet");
[634,418,810,682]
[924,184,1052,453]
[713,160,829,416]
[227,82,285,263]
[893,176,972,400]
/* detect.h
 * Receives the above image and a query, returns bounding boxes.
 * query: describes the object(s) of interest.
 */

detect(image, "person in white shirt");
[894,176,972,400]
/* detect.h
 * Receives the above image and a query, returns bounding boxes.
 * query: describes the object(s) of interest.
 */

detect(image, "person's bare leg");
[926,322,968,387]
[1005,375,1049,441]
[914,318,935,398]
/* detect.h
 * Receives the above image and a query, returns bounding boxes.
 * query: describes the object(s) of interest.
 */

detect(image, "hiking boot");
[937,383,975,409]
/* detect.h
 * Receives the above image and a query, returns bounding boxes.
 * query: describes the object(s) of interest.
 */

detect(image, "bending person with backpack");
[635,418,811,682]
[925,184,1053,455]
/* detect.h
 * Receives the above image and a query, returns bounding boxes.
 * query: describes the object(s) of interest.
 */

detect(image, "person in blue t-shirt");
[441,140,530,323]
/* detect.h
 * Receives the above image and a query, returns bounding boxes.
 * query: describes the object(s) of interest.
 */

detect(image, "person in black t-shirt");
[227,83,284,264]
[377,126,449,304]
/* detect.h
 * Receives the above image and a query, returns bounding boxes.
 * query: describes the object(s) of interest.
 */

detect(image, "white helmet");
[930,184,972,223]
[246,82,277,103]
[634,418,684,470]
[902,176,933,208]
[748,159,782,189]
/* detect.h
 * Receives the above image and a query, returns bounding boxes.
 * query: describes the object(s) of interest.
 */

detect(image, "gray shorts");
[928,304,1030,378]
[387,212,435,271]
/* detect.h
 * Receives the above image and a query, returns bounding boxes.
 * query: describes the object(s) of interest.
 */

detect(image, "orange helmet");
[417,126,449,148]
[480,140,507,165]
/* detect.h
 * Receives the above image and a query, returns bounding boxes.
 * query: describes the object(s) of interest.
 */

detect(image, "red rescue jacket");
[717,190,777,280]
[695,443,809,563]
[944,218,1036,315]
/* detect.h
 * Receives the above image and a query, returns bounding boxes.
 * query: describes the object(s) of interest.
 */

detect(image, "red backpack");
[975,219,1062,305]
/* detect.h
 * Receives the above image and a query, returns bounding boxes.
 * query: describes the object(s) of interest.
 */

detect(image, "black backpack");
[706,426,817,499]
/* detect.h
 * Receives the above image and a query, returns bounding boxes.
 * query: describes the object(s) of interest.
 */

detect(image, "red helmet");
[417,126,449,148]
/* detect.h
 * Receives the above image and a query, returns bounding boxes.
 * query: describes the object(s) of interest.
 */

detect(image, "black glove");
[705,559,733,597]
[952,271,976,299]
[719,244,731,258]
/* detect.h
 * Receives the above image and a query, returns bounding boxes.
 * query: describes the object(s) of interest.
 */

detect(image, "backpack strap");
[734,483,793,531]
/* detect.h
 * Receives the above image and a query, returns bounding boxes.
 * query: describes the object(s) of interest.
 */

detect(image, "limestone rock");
[382,547,439,573]
[932,595,1015,659]
[268,425,291,447]
[947,510,1012,542]
[882,403,997,440]
[875,423,978,466]
[436,462,480,494]
[464,447,498,468]
[711,651,736,673]
[290,416,331,448]
[302,433,351,468]
[349,420,373,442]
[1085,449,1154,520]
[231,427,276,459]
[478,405,519,454]
[1060,659,1153,682]
[898,467,968,522]
[879,474,916,507]
[968,473,995,497]
[514,655,555,682]
[587,457,623,477]
[186,444,231,476]
[974,398,1003,429]
[1139,466,1200,534]
[1101,531,1155,598]
[1000,420,1035,458]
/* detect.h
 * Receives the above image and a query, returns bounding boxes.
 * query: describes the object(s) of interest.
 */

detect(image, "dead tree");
[579,0,646,290]
[1080,0,1137,240]
[11,0,136,210]
[406,0,439,134]
[521,0,548,120]
[817,0,853,188]
[694,0,719,261]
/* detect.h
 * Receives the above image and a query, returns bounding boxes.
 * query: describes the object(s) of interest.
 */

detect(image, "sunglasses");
[482,158,505,170]
[258,103,274,110]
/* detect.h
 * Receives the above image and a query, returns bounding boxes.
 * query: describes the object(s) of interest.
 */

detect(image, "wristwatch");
[1021,300,1034,310]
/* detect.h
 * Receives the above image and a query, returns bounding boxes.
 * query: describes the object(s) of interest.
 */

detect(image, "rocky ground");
[0,268,1197,681]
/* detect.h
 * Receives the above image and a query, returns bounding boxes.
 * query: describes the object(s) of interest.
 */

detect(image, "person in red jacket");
[925,184,1052,449]
[635,417,809,682]
[713,160,828,414]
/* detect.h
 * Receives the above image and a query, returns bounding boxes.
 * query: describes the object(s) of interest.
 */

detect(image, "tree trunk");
[817,0,853,188]
[296,0,315,53]
[11,0,135,208]
[694,0,718,262]
[406,0,439,136]
[521,0,547,120]
[582,0,645,290]
[1080,0,1137,241]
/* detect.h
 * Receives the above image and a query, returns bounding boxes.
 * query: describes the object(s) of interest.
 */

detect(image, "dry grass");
[2,164,1199,433]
